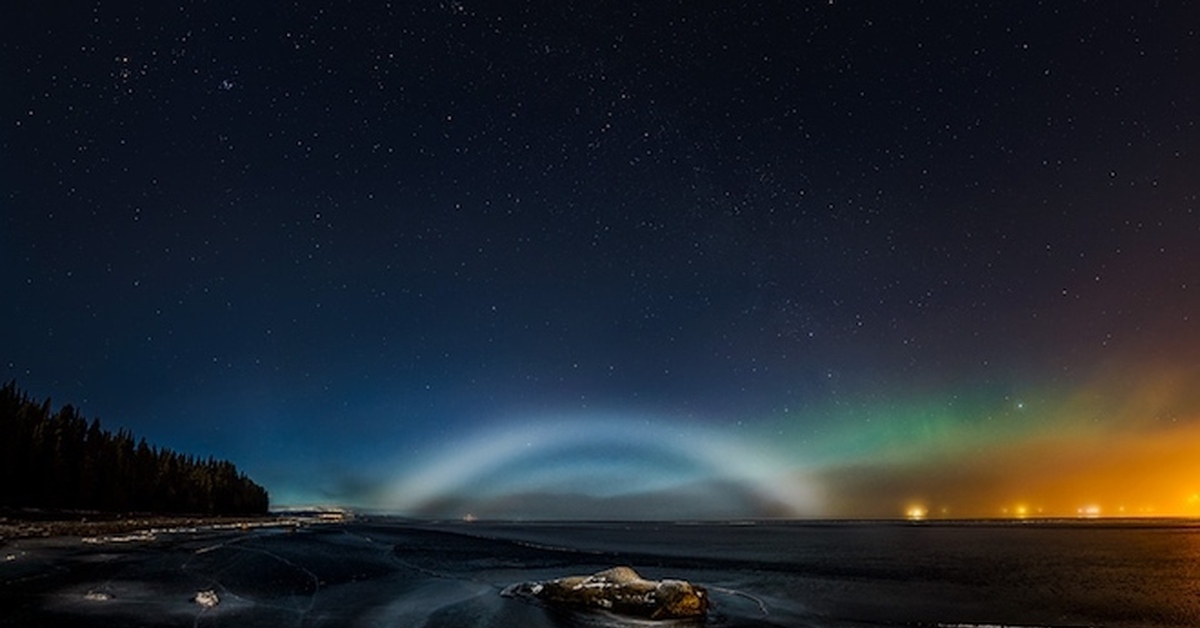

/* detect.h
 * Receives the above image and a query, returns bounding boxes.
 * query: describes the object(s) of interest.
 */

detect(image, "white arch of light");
[383,415,821,518]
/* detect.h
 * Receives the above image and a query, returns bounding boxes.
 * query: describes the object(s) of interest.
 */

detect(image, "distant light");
[1014,504,1029,519]
[1077,505,1101,518]
[905,505,927,521]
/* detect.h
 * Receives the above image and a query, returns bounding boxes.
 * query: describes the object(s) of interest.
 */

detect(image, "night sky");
[4,1,1199,520]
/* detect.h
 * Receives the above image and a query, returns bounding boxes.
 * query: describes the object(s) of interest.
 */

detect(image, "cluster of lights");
[900,501,1180,520]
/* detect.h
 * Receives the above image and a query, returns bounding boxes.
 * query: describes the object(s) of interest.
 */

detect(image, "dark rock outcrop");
[502,566,709,620]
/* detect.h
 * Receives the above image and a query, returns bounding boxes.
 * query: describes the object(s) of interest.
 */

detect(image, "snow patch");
[82,531,156,544]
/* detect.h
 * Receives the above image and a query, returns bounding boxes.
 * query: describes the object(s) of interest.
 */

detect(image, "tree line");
[0,381,269,515]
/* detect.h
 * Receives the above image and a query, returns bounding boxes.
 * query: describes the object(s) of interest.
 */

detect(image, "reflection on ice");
[706,585,770,618]
[364,580,498,627]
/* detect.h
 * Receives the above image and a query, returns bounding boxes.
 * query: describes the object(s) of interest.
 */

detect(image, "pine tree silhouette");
[0,382,269,515]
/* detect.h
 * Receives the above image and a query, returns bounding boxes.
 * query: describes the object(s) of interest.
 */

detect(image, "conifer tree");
[0,382,269,515]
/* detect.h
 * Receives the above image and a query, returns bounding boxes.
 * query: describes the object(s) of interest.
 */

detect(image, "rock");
[193,589,220,608]
[503,566,708,620]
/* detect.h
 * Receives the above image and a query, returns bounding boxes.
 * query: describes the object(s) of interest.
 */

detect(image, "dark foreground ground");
[3,518,1199,627]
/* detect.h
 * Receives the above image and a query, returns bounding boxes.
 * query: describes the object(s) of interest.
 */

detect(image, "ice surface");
[1,519,1198,627]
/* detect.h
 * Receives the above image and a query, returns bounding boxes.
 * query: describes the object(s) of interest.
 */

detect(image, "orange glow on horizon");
[822,419,1200,518]
[812,363,1200,519]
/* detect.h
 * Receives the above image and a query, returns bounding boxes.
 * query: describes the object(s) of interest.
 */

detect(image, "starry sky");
[3,1,1199,520]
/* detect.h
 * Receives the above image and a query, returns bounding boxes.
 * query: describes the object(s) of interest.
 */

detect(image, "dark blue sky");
[4,1,1199,518]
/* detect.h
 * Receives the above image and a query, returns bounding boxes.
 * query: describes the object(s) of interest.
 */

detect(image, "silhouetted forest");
[0,382,269,515]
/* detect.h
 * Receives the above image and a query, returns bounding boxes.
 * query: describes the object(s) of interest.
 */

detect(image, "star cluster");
[3,1,1198,517]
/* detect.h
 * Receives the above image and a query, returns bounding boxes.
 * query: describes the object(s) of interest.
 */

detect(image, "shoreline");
[0,512,297,546]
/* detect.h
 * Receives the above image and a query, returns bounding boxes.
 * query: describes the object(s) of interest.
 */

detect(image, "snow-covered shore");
[0,512,342,546]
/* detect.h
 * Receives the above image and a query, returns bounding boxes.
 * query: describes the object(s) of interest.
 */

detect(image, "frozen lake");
[2,518,1198,627]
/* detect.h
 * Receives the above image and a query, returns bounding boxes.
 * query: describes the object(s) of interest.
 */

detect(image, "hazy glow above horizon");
[232,359,1200,520]
[348,363,1200,521]
[382,415,821,519]
[804,364,1200,520]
